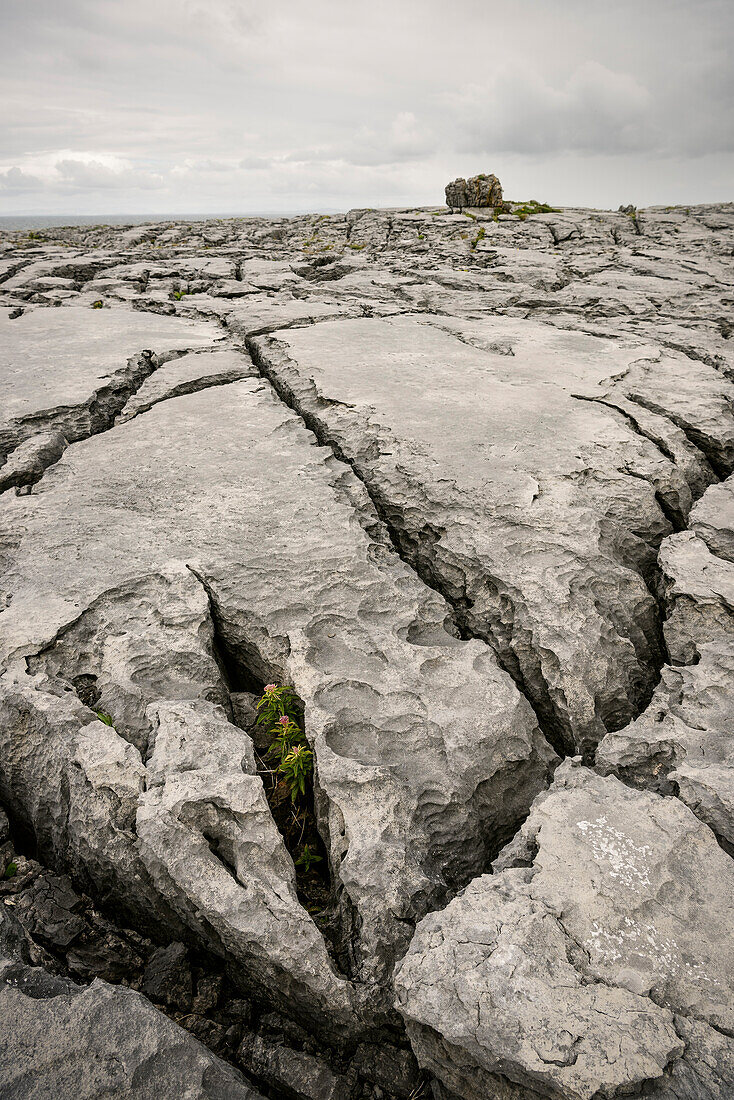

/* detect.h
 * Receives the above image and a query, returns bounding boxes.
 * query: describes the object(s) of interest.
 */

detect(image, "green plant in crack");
[257,683,313,802]
[295,844,322,873]
[278,744,314,801]
[91,300,104,309]
[3,861,18,880]
[269,715,305,762]
[96,711,114,726]
[471,227,486,250]
[255,684,329,913]
[172,288,188,301]
[256,683,300,730]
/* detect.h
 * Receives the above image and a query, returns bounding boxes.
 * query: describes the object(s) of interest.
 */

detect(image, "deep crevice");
[244,335,678,763]
[2,797,416,1100]
[185,566,351,976]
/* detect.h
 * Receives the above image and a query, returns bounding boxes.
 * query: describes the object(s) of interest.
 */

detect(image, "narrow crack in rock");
[185,565,351,976]
[0,343,221,494]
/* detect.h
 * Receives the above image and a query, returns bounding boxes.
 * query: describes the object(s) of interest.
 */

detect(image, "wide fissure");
[185,566,351,975]
[244,334,683,762]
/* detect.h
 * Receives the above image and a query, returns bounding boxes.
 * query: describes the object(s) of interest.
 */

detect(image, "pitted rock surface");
[1,202,733,1098]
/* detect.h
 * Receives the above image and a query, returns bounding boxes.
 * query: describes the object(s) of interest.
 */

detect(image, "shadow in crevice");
[190,568,354,977]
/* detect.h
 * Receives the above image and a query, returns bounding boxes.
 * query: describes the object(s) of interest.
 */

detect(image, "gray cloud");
[1,0,732,213]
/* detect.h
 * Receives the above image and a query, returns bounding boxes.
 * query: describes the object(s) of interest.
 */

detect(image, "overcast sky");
[2,0,732,215]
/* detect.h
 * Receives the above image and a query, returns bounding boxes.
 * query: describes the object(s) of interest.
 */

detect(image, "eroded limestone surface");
[396,761,734,1100]
[1,202,732,1098]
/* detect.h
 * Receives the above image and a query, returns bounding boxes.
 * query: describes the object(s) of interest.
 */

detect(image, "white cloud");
[448,62,653,156]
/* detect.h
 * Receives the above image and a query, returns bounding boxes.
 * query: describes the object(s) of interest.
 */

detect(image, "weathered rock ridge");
[1,200,732,1098]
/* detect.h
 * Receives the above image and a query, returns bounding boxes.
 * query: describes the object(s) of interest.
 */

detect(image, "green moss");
[91,300,104,309]
[349,243,366,250]
[512,200,559,221]
[463,211,477,221]
[470,226,486,250]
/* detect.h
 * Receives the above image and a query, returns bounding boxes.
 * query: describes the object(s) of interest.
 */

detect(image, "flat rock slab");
[0,306,217,460]
[395,760,734,1100]
[251,314,733,755]
[118,347,255,420]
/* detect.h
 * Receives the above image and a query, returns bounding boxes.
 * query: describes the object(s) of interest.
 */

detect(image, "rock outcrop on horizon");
[445,173,503,208]
[0,199,733,1098]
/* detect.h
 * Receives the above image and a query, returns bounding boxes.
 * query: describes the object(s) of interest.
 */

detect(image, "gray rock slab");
[0,306,217,460]
[117,348,255,421]
[395,761,734,1100]
[597,475,734,847]
[250,314,732,756]
[138,698,358,1031]
[690,475,734,561]
[658,531,734,665]
[597,643,734,846]
[0,956,262,1099]
[0,430,68,493]
[225,294,356,336]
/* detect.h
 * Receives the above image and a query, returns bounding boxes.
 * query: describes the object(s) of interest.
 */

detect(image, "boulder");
[395,761,734,1100]
[445,174,503,209]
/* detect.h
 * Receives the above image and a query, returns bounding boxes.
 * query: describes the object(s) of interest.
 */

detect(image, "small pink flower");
[278,715,289,726]
[264,684,277,694]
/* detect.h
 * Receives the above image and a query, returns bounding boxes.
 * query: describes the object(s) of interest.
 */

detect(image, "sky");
[1,0,732,215]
